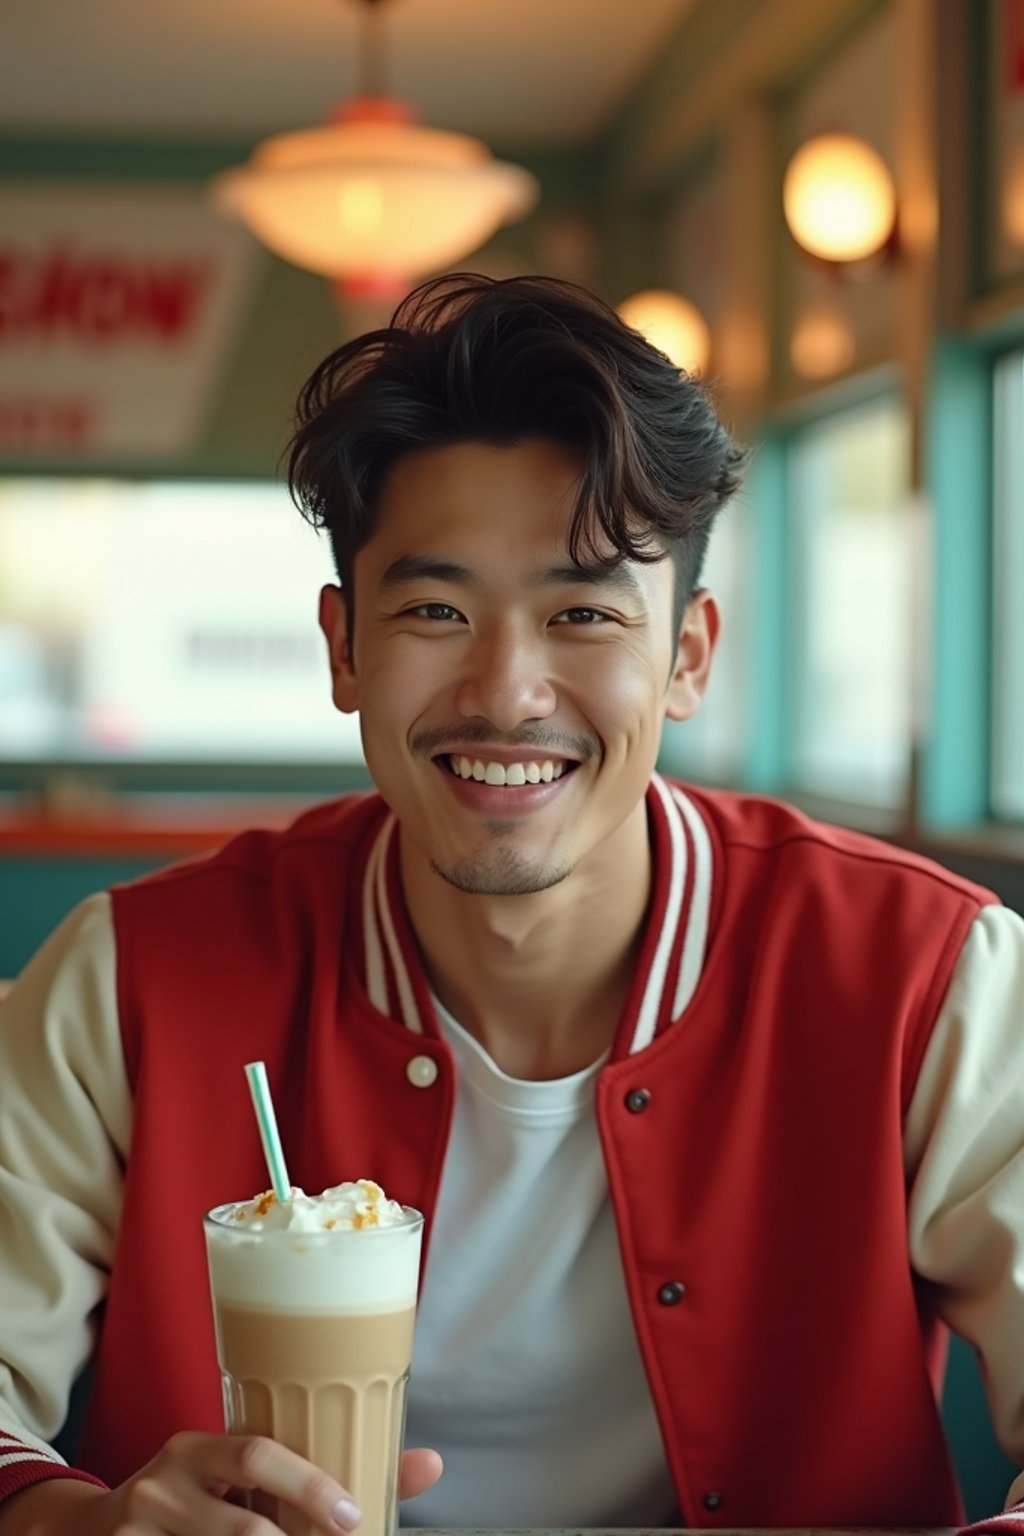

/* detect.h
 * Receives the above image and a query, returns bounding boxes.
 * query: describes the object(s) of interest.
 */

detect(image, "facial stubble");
[430,819,574,896]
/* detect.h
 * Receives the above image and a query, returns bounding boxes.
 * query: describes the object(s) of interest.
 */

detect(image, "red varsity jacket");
[25,780,1008,1525]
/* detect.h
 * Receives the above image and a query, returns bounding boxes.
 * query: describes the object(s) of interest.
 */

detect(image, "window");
[993,350,1024,820]
[0,479,362,763]
[788,397,913,808]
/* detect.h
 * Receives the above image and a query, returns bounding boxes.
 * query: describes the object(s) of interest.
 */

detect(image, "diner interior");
[1,0,1023,1518]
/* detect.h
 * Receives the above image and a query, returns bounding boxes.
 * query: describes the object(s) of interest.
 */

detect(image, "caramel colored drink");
[204,1183,423,1536]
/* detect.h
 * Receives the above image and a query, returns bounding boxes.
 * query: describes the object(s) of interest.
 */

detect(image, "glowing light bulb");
[783,133,896,262]
[790,302,856,380]
[338,178,384,235]
[617,289,710,374]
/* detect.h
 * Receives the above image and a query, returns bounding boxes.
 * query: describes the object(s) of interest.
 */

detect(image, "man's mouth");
[441,754,575,786]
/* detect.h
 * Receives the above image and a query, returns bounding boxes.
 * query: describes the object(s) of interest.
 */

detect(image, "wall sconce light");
[783,133,897,265]
[790,301,856,380]
[617,289,711,375]
[1003,142,1024,250]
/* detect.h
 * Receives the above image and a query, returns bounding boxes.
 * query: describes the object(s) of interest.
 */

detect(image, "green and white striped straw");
[244,1060,291,1204]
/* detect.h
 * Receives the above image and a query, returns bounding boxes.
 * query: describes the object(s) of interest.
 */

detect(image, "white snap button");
[406,1054,438,1088]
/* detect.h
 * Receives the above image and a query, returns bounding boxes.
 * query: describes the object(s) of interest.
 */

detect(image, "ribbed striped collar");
[360,773,714,1058]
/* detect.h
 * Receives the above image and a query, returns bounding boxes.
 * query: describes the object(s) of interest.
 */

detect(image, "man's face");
[319,439,716,897]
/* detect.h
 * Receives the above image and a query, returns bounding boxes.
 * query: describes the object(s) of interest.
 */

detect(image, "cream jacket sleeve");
[905,902,1024,1502]
[0,894,129,1482]
[0,892,1023,1508]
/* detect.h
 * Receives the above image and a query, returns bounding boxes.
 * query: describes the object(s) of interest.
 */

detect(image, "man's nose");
[453,628,557,730]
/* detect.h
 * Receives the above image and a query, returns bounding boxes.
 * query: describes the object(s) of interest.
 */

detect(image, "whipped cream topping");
[226,1179,410,1233]
[206,1180,423,1313]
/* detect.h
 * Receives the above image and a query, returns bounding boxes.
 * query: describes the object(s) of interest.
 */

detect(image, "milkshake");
[204,1180,423,1536]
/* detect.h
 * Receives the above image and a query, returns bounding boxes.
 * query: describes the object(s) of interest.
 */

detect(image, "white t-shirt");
[405,1001,677,1526]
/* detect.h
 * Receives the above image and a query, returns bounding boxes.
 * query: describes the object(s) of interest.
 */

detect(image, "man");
[1,273,1023,1536]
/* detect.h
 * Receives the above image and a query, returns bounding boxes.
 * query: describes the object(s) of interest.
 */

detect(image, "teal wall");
[0,855,167,977]
[921,339,994,829]
[946,1337,1020,1521]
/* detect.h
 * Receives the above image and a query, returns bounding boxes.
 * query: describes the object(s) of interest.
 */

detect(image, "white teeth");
[449,755,569,786]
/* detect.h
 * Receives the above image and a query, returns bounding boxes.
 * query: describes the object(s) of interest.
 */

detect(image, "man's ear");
[665,589,721,722]
[318,585,359,713]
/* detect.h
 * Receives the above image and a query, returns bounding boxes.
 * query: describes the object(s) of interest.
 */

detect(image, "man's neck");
[398,802,653,1080]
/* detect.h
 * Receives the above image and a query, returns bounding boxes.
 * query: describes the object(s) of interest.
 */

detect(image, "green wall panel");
[0,854,171,976]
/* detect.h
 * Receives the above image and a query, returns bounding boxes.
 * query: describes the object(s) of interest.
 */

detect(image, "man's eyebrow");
[377,553,644,598]
[532,561,644,598]
[379,555,476,588]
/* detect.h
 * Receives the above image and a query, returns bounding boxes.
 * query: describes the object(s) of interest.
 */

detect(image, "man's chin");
[430,850,573,897]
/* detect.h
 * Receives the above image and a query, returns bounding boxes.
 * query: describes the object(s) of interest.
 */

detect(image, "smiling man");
[1,274,1024,1536]
[315,432,716,1081]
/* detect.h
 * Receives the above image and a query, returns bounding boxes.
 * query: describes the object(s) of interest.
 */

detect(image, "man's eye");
[410,602,461,621]
[556,607,609,624]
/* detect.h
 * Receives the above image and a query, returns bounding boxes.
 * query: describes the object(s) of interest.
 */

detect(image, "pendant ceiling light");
[211,0,539,299]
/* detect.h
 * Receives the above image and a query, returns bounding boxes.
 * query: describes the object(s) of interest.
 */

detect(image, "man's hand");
[0,1435,443,1535]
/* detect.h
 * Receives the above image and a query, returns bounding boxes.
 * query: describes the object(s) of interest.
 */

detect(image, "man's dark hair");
[287,272,747,634]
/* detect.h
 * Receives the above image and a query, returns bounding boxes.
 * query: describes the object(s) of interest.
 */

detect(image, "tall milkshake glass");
[204,1190,424,1536]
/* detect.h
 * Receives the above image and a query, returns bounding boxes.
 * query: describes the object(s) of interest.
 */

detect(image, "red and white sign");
[0,185,263,461]
[1008,0,1024,93]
